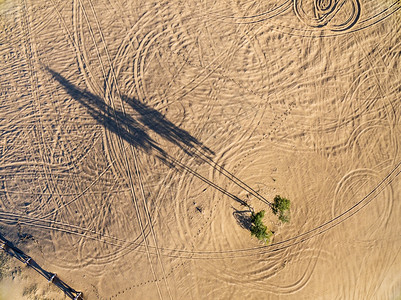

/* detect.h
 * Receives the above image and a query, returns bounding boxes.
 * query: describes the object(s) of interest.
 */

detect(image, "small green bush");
[250,210,273,244]
[271,195,291,223]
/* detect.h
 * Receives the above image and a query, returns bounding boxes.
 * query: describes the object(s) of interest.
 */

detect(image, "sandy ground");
[1,0,401,299]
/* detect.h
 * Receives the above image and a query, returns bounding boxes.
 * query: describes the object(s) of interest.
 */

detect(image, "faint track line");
[132,146,173,300]
[73,1,165,295]
[203,0,400,38]
[5,156,399,259]
[18,0,74,229]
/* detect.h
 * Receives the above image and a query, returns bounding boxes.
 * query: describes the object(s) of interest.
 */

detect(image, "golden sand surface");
[0,0,401,299]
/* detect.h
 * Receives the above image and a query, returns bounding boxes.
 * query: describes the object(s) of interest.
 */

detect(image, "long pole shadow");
[121,95,214,157]
[0,234,83,300]
[45,67,168,161]
[122,94,271,207]
[46,67,254,207]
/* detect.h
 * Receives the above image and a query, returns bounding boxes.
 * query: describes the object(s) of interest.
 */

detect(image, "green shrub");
[250,210,273,244]
[271,195,290,223]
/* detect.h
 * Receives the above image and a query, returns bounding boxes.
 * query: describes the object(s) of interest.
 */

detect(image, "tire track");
[132,38,272,201]
[29,5,105,242]
[109,9,276,206]
[73,1,167,296]
[2,2,401,298]
[2,157,399,260]
[83,0,173,296]
[63,0,156,273]
[294,0,361,31]
[18,0,76,237]
[131,147,173,300]
[352,31,398,129]
[205,0,293,24]
[205,0,400,38]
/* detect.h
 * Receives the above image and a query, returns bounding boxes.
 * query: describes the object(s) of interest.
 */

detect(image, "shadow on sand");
[46,67,213,165]
[233,208,276,237]
[46,68,254,208]
[232,206,253,230]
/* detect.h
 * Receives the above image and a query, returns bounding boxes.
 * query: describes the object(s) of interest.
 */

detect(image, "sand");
[0,0,401,299]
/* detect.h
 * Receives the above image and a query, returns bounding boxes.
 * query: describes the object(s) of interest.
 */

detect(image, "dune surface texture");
[1,0,401,299]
